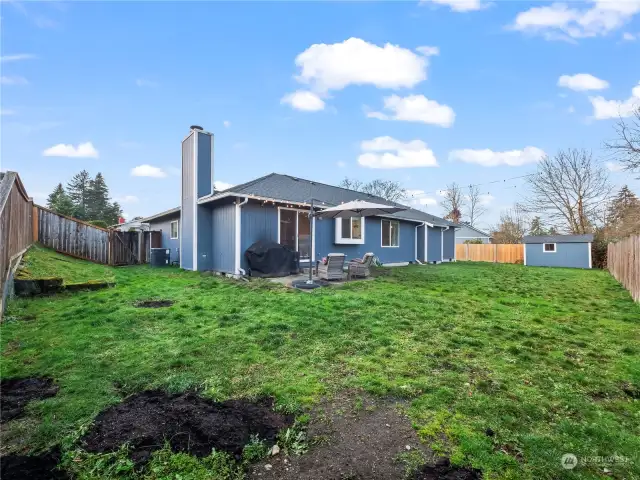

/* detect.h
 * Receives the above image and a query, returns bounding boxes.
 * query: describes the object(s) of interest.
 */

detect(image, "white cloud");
[1,76,29,85]
[449,146,546,167]
[281,90,325,111]
[358,136,439,169]
[0,53,36,62]
[131,165,167,178]
[420,0,486,12]
[337,161,347,168]
[293,37,428,92]
[589,81,640,119]
[116,195,139,204]
[511,1,640,41]
[558,73,609,91]
[43,142,99,158]
[214,181,234,191]
[478,193,495,205]
[623,31,637,40]
[223,120,231,128]
[567,105,575,114]
[0,109,15,116]
[135,78,159,88]
[406,189,438,207]
[415,45,440,56]
[606,161,625,172]
[367,94,455,127]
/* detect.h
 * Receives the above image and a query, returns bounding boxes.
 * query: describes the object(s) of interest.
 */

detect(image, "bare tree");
[523,149,611,234]
[339,178,407,202]
[490,206,528,244]
[465,185,487,226]
[440,182,465,223]
[605,107,640,178]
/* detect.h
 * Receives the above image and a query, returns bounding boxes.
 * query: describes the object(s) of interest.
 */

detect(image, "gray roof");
[523,234,594,244]
[142,206,181,222]
[202,173,457,227]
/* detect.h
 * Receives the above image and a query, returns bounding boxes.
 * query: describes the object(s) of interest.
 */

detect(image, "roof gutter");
[235,196,249,276]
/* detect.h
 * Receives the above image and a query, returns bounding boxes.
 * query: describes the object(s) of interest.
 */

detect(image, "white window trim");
[381,219,400,248]
[334,216,365,244]
[170,220,179,239]
[542,243,557,253]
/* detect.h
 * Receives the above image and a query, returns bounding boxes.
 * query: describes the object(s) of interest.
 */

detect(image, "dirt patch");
[0,447,67,480]
[414,457,482,479]
[81,390,292,465]
[248,392,470,480]
[135,300,174,308]
[0,377,59,423]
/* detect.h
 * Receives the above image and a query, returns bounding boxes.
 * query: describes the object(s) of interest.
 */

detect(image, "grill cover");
[244,241,300,277]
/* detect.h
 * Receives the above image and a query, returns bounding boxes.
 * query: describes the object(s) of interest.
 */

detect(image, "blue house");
[144,126,459,274]
[523,234,594,269]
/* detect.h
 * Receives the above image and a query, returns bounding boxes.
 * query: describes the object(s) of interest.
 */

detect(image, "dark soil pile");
[135,300,174,308]
[0,448,67,480]
[81,390,292,464]
[414,458,482,480]
[249,392,469,480]
[0,377,59,423]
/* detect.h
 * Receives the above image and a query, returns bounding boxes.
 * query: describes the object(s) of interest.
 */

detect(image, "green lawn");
[16,243,115,285]
[1,252,639,479]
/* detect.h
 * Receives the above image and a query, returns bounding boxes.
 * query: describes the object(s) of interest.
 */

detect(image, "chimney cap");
[190,125,203,131]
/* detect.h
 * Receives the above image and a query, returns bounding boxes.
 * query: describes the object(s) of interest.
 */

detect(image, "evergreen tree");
[66,170,91,220]
[528,216,548,236]
[86,173,110,221]
[46,183,75,216]
[103,201,122,226]
[606,185,640,238]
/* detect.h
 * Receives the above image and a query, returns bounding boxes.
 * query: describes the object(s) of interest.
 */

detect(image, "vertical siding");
[525,242,590,269]
[197,205,213,271]
[427,226,442,262]
[417,225,425,262]
[148,213,181,264]
[443,228,455,260]
[197,132,213,198]
[181,133,195,270]
[211,203,236,273]
[240,201,278,271]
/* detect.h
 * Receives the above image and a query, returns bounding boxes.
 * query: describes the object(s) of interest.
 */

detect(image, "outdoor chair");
[348,252,375,278]
[317,253,346,281]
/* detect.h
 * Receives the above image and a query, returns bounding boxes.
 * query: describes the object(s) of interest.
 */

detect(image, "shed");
[523,234,594,269]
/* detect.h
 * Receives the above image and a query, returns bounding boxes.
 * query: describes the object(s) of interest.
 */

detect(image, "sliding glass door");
[279,208,311,260]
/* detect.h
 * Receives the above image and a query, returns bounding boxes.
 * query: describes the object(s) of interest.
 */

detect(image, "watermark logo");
[561,454,578,470]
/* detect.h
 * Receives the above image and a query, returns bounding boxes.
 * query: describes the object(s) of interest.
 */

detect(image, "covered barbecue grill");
[244,240,300,277]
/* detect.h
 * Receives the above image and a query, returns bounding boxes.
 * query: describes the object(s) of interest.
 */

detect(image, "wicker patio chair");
[348,252,375,278]
[317,253,346,281]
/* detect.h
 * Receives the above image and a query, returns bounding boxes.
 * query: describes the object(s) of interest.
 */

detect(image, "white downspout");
[235,197,249,276]
[415,222,425,264]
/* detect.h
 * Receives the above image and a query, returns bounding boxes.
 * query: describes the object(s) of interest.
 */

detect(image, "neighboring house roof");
[523,234,594,244]
[458,223,492,237]
[199,173,457,227]
[142,207,181,223]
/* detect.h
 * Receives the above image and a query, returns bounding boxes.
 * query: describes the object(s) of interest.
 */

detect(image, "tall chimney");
[180,126,214,271]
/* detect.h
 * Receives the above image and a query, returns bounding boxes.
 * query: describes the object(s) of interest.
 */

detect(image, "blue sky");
[1,0,639,229]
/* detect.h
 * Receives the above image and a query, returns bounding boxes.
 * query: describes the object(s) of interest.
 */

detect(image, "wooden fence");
[0,172,33,317]
[608,235,639,302]
[35,205,110,264]
[456,243,524,264]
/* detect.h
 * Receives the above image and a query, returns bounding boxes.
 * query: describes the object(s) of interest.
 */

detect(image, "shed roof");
[200,173,457,227]
[523,234,594,244]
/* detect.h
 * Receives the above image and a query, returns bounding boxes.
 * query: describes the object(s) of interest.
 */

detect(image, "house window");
[334,217,365,244]
[381,219,399,247]
[170,220,179,239]
[543,243,556,252]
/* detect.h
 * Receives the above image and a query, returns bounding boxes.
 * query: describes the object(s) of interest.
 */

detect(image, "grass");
[15,243,115,285]
[1,248,639,479]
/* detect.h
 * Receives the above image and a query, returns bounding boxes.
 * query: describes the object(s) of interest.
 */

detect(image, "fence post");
[32,204,38,242]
